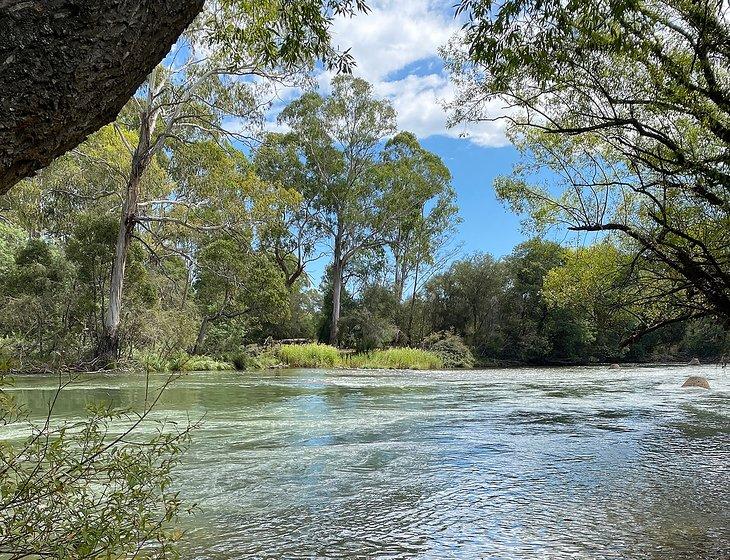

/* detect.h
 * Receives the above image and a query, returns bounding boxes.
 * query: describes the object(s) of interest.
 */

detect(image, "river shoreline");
[5,359,726,377]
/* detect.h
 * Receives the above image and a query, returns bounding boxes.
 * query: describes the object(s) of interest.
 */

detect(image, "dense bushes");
[422,331,475,369]
[347,348,443,370]
[135,351,234,372]
[228,345,281,370]
[0,337,16,372]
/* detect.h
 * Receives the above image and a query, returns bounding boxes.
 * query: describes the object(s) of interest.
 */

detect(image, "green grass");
[346,348,443,370]
[276,343,341,368]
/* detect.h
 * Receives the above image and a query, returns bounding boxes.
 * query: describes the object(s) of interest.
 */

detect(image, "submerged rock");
[682,376,710,389]
[689,357,701,365]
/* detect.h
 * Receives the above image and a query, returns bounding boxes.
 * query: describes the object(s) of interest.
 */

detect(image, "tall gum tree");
[95,0,357,359]
[377,132,458,304]
[278,76,397,344]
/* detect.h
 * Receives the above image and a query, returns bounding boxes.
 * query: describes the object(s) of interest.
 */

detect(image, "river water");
[5,365,730,559]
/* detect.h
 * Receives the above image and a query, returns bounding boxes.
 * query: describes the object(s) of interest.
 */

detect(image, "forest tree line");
[1,68,726,370]
[2,0,730,371]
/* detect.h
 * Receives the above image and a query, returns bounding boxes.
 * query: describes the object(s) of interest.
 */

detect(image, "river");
[5,365,729,559]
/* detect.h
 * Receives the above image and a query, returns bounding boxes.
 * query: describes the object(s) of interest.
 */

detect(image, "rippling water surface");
[6,365,730,559]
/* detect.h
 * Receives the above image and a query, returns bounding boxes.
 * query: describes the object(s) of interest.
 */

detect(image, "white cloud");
[374,73,511,148]
[332,0,507,147]
[262,0,509,148]
[330,0,457,82]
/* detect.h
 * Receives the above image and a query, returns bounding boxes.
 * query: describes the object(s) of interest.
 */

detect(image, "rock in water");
[610,363,621,369]
[689,357,701,365]
[682,376,710,389]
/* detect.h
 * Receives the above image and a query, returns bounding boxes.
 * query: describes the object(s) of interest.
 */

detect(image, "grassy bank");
[345,348,443,370]
[275,343,341,368]
[273,344,443,371]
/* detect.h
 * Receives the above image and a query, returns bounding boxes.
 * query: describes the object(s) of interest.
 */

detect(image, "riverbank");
[3,348,724,377]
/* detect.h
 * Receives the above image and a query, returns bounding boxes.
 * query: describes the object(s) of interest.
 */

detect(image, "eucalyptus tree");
[96,18,319,360]
[255,132,326,287]
[278,76,397,344]
[0,0,369,193]
[447,0,730,340]
[377,132,458,303]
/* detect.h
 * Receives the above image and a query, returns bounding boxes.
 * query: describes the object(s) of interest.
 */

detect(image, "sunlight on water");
[5,365,729,559]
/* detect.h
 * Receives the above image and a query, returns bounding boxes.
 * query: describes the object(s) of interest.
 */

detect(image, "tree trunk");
[0,0,204,194]
[97,169,141,361]
[406,259,420,342]
[394,251,404,303]
[329,235,344,346]
[97,108,156,361]
[192,316,210,355]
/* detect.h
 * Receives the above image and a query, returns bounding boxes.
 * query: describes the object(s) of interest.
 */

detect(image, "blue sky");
[419,137,526,258]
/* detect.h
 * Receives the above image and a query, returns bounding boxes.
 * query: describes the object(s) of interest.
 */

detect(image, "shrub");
[229,345,282,370]
[340,309,398,352]
[276,343,341,368]
[0,337,18,372]
[169,354,234,372]
[0,374,191,558]
[347,347,443,370]
[136,351,169,373]
[422,331,475,369]
[135,351,234,372]
[134,306,200,358]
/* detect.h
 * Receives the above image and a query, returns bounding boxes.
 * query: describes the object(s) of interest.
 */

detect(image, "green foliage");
[229,345,283,370]
[204,0,369,73]
[680,319,730,360]
[0,238,74,365]
[423,252,507,357]
[0,337,18,372]
[277,343,341,368]
[422,331,475,369]
[135,306,201,358]
[377,131,459,301]
[340,309,398,352]
[450,0,730,336]
[339,285,399,351]
[194,239,289,353]
[346,348,443,370]
[0,374,191,558]
[136,351,234,372]
[0,221,24,275]
[419,240,633,364]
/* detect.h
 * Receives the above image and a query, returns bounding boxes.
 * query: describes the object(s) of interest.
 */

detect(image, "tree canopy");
[0,0,369,194]
[449,0,730,339]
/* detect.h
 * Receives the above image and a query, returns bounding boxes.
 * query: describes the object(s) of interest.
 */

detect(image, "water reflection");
[5,365,729,559]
